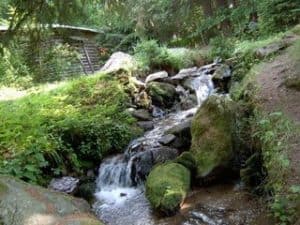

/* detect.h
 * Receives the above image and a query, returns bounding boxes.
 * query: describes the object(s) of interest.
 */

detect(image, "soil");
[255,44,300,187]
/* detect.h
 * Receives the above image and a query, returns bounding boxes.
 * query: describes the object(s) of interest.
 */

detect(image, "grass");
[0,72,140,185]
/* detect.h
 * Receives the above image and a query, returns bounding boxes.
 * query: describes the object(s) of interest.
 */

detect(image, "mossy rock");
[145,162,190,215]
[146,82,178,108]
[174,152,196,172]
[191,95,236,179]
[0,175,104,225]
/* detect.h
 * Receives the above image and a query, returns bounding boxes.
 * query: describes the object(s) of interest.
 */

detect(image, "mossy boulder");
[0,175,103,225]
[174,152,197,172]
[191,95,235,179]
[145,163,190,215]
[146,82,178,108]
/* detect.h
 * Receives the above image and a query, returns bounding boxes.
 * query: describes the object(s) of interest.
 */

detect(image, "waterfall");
[193,75,214,106]
[93,69,214,225]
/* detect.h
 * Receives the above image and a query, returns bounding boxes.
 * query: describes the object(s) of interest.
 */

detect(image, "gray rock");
[75,181,96,203]
[145,71,168,84]
[159,134,176,145]
[152,106,165,118]
[179,94,198,110]
[100,52,136,73]
[212,64,231,80]
[137,121,154,131]
[0,175,104,225]
[255,42,285,58]
[48,176,79,194]
[171,67,200,80]
[132,109,152,121]
[151,147,179,164]
[146,82,178,108]
[165,118,192,135]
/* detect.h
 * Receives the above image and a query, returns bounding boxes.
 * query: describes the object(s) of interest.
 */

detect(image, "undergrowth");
[0,73,140,185]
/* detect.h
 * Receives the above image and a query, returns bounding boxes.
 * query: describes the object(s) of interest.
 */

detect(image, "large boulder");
[146,82,178,108]
[129,147,178,185]
[145,163,190,215]
[191,95,235,179]
[0,175,103,225]
[100,52,136,74]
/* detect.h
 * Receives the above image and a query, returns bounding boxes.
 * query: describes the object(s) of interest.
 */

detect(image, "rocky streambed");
[90,55,270,225]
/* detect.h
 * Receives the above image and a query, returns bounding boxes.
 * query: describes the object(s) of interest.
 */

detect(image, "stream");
[92,63,269,225]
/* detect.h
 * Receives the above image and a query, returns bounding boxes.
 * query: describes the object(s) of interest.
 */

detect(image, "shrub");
[258,0,300,34]
[134,40,195,72]
[0,73,140,184]
[0,43,32,88]
[209,36,234,60]
[33,43,80,83]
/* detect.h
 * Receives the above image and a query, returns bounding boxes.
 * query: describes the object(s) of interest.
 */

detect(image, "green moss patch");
[145,162,190,215]
[146,81,178,108]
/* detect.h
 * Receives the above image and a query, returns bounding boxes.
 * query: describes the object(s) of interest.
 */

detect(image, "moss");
[191,95,235,178]
[145,162,190,215]
[146,82,177,108]
[174,152,196,172]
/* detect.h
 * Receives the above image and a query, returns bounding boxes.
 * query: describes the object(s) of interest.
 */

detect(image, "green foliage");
[209,36,234,59]
[252,112,291,191]
[271,185,300,225]
[258,0,300,34]
[134,40,196,72]
[0,42,32,88]
[33,43,80,83]
[0,73,139,184]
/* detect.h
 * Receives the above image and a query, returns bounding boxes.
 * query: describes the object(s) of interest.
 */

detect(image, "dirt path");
[256,44,300,186]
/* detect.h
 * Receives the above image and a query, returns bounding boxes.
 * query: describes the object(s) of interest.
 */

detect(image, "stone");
[132,109,152,121]
[174,151,197,172]
[179,94,197,110]
[145,71,168,84]
[100,52,136,74]
[151,147,178,164]
[145,163,190,215]
[171,67,200,80]
[152,106,165,118]
[134,91,152,109]
[255,42,285,58]
[212,64,232,93]
[48,176,79,194]
[212,64,231,80]
[0,175,103,225]
[146,82,178,108]
[158,134,176,145]
[165,118,192,136]
[191,95,236,179]
[129,147,178,185]
[75,180,96,203]
[137,121,154,131]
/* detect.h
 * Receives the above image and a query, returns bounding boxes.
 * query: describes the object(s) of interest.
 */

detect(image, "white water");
[93,72,214,225]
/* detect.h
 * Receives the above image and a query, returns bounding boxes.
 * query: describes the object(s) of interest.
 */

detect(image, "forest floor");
[255,40,300,187]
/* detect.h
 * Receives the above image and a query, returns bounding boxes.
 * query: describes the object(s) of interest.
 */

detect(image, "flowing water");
[92,66,269,225]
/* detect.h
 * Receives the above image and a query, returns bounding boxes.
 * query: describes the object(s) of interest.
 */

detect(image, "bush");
[258,0,300,34]
[0,43,32,88]
[33,43,80,83]
[209,36,234,60]
[0,73,140,184]
[134,40,195,72]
